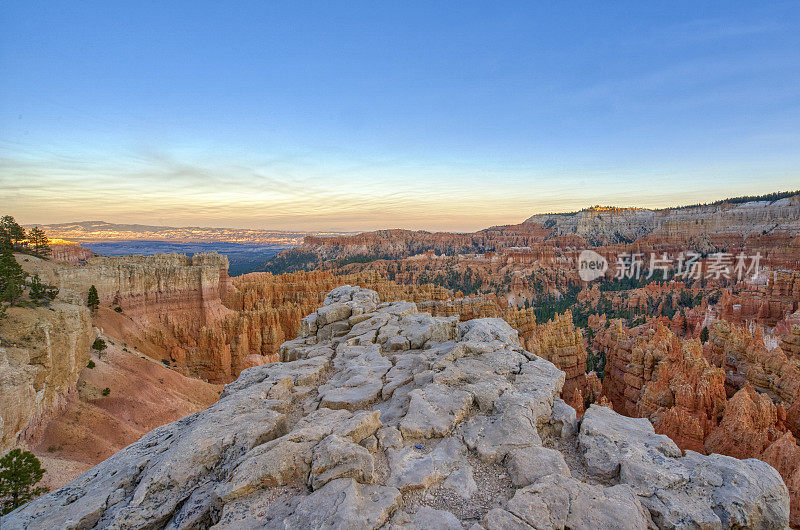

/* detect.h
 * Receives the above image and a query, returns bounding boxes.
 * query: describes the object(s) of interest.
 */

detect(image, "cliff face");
[3,287,789,529]
[52,253,242,381]
[0,299,93,451]
[525,195,800,245]
[48,243,96,264]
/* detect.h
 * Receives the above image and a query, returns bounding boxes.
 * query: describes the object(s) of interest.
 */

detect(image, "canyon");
[2,287,790,529]
[3,191,800,526]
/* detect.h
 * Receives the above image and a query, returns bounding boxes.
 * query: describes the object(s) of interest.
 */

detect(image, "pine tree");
[700,326,709,344]
[0,449,48,515]
[28,274,46,304]
[0,247,26,308]
[0,216,26,250]
[28,227,50,257]
[87,285,99,311]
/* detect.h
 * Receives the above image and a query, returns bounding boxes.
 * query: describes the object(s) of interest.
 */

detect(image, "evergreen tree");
[28,227,50,257]
[0,216,26,250]
[28,274,46,304]
[0,449,48,515]
[700,326,709,344]
[0,247,26,308]
[87,285,99,311]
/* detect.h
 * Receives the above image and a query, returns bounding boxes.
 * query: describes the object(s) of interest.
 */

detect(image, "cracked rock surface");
[2,286,790,529]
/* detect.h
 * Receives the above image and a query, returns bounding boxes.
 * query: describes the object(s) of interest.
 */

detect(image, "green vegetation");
[113,306,123,313]
[0,216,26,250]
[0,449,48,515]
[102,387,111,396]
[0,247,26,310]
[532,285,583,325]
[700,326,709,344]
[587,349,606,379]
[417,266,483,296]
[26,274,57,305]
[597,275,653,292]
[87,285,99,311]
[332,253,395,267]
[27,227,50,257]
[92,338,107,352]
[264,251,320,273]
[672,189,798,210]
[87,360,96,369]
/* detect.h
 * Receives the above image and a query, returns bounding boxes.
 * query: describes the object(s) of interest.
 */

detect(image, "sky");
[1,1,799,232]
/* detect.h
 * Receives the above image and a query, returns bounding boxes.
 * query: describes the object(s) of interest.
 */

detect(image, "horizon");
[22,187,800,235]
[3,2,800,232]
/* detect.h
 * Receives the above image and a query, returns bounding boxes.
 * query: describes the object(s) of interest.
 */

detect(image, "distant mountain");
[27,220,356,246]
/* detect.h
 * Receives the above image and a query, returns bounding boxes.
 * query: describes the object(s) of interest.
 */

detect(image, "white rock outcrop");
[2,287,790,529]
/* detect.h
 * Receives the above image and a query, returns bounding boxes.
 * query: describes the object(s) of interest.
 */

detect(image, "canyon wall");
[525,194,800,245]
[0,257,94,451]
[48,243,96,264]
[51,253,244,381]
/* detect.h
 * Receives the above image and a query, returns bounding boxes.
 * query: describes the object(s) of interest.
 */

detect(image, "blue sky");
[1,1,799,231]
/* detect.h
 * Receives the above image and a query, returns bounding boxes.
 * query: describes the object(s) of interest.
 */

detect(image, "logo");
[578,250,608,282]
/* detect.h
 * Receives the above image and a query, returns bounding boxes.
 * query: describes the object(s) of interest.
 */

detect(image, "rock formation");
[48,243,96,264]
[596,321,727,452]
[3,287,789,529]
[707,320,800,407]
[526,194,800,246]
[523,310,591,408]
[0,300,93,451]
[0,254,95,452]
[596,317,800,524]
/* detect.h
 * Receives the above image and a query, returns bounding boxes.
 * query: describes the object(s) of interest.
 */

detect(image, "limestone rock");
[579,405,790,529]
[505,446,570,487]
[309,434,375,489]
[502,474,652,530]
[442,465,478,499]
[3,287,790,530]
[388,437,466,490]
[284,478,401,529]
[399,383,473,438]
[389,506,463,529]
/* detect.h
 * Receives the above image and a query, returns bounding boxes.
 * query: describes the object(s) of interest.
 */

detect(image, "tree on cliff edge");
[0,247,26,310]
[87,285,99,311]
[28,227,50,257]
[0,449,48,515]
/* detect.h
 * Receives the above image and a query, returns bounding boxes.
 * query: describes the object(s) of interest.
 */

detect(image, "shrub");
[101,388,110,396]
[92,338,107,351]
[113,306,123,313]
[87,360,95,369]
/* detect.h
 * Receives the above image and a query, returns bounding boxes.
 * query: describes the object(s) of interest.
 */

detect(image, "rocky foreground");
[2,287,790,529]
